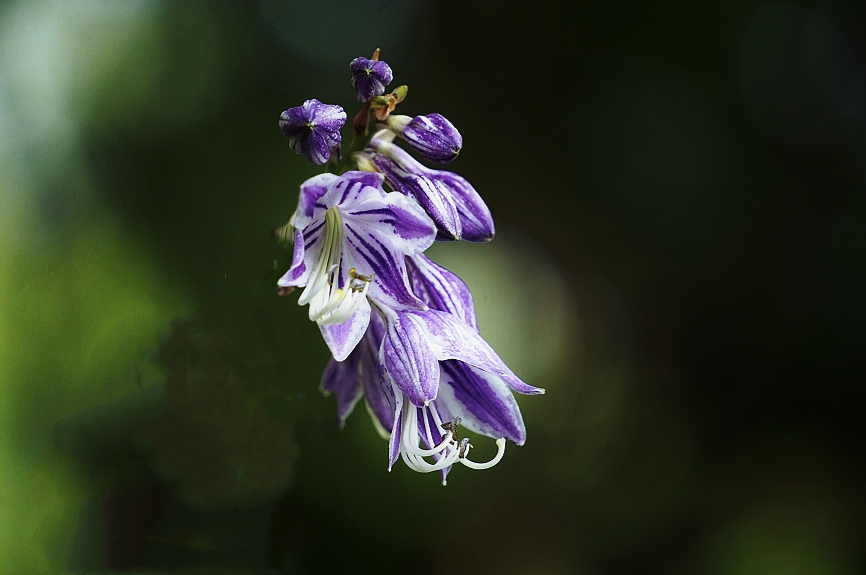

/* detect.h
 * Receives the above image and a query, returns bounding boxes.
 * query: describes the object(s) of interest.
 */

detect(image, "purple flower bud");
[279,99,346,165]
[390,113,462,164]
[350,57,393,103]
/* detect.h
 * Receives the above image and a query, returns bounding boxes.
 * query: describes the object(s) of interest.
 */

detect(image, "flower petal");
[296,173,338,229]
[406,255,478,331]
[321,315,385,426]
[342,219,428,311]
[318,298,371,361]
[308,100,347,132]
[373,154,462,241]
[357,314,395,434]
[381,312,440,406]
[409,309,544,396]
[437,361,526,444]
[322,170,386,210]
[320,358,363,428]
[431,171,494,242]
[277,228,311,287]
[387,382,404,470]
[344,190,436,254]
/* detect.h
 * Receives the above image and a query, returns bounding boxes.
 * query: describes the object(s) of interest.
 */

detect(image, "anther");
[458,437,472,459]
[440,416,462,443]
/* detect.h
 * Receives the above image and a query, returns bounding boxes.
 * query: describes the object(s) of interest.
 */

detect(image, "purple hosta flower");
[350,56,393,103]
[279,99,346,165]
[388,113,462,163]
[320,254,542,483]
[277,171,436,361]
[367,131,495,242]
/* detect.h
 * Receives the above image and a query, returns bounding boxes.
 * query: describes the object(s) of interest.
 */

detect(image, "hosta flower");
[367,131,495,242]
[278,171,436,360]
[279,99,346,165]
[350,56,393,103]
[321,254,542,483]
[387,113,462,163]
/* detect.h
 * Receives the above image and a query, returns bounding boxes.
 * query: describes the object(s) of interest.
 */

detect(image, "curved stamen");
[299,208,374,324]
[397,398,508,475]
[458,438,506,470]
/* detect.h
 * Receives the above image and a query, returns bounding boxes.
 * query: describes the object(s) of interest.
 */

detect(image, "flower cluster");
[276,50,543,484]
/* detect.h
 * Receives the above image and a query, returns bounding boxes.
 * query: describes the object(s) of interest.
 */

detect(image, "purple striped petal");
[319,299,371,361]
[437,361,526,444]
[277,228,310,287]
[381,313,440,406]
[409,309,544,396]
[373,143,494,242]
[322,171,386,210]
[373,154,462,241]
[358,315,395,433]
[387,383,404,470]
[342,223,426,311]
[320,356,364,427]
[430,171,494,243]
[321,315,385,426]
[406,255,478,331]
[295,173,338,229]
[340,190,435,311]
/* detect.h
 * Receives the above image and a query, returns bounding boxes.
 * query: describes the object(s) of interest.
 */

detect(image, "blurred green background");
[1,0,865,573]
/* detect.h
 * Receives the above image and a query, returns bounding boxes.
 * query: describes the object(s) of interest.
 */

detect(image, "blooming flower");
[387,113,462,163]
[321,254,542,483]
[350,56,394,103]
[278,171,436,360]
[279,99,346,165]
[366,131,495,242]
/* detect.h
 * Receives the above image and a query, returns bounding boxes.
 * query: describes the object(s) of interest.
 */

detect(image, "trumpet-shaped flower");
[320,254,542,483]
[278,171,436,360]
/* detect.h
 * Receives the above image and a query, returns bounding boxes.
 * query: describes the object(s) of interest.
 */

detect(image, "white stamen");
[298,208,373,325]
[397,398,508,477]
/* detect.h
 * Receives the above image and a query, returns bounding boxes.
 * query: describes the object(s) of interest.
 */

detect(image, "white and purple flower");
[320,254,543,483]
[278,171,436,361]
[279,99,346,165]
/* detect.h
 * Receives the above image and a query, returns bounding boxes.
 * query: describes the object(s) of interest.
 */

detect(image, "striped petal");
[318,298,371,362]
[380,312,440,406]
[437,361,526,445]
[408,309,544,396]
[406,255,478,331]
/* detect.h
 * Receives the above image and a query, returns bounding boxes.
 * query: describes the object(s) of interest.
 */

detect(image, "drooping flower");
[279,99,346,165]
[366,131,495,242]
[320,253,542,483]
[278,171,436,360]
[350,56,394,103]
[387,113,462,163]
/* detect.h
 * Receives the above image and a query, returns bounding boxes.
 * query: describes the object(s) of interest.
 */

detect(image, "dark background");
[1,0,864,573]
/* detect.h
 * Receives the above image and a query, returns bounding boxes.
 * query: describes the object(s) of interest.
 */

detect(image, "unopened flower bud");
[279,99,346,165]
[350,56,394,103]
[388,113,462,164]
